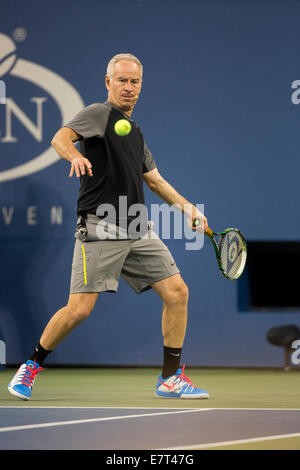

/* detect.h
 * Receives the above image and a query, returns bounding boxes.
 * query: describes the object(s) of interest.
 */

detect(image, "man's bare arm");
[51,127,93,177]
[143,168,208,231]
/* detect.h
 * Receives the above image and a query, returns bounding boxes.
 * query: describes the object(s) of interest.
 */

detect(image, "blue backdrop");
[1,0,299,367]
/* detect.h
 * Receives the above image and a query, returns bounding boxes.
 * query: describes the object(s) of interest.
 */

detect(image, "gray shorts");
[70,214,180,294]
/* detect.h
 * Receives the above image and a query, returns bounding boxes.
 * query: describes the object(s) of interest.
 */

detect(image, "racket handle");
[192,218,213,236]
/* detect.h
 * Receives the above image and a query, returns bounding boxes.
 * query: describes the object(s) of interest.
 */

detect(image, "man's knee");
[66,293,98,323]
[71,305,92,323]
[165,279,189,307]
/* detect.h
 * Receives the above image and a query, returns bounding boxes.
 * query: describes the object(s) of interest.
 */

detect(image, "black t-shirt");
[64,101,156,227]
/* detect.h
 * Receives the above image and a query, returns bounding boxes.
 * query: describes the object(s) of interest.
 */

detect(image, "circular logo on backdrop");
[0,32,84,182]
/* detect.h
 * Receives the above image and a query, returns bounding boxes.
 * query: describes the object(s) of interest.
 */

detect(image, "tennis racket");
[193,219,247,280]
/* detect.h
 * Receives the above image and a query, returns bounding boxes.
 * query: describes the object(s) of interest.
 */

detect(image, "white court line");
[159,432,300,450]
[0,408,214,433]
[0,406,210,410]
[0,406,299,410]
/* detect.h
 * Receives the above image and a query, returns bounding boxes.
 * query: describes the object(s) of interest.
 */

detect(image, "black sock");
[162,346,182,379]
[29,342,51,366]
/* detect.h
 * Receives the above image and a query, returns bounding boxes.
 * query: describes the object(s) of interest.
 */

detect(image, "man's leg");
[151,273,189,378]
[38,292,99,353]
[8,293,98,400]
[152,273,209,399]
[152,273,189,348]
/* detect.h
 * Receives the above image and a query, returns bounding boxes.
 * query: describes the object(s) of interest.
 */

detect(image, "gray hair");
[106,53,143,79]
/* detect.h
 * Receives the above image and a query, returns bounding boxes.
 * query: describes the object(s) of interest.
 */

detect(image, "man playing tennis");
[8,54,210,400]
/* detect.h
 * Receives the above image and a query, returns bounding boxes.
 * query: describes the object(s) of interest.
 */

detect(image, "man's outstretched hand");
[69,156,93,178]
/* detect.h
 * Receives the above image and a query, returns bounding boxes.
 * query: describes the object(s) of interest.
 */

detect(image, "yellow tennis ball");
[114,119,132,136]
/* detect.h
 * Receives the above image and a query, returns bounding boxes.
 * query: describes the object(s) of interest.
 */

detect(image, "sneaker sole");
[155,392,210,399]
[8,386,30,401]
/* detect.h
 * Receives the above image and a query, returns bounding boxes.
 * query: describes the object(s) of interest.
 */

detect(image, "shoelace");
[21,362,43,388]
[159,364,196,391]
[175,365,196,390]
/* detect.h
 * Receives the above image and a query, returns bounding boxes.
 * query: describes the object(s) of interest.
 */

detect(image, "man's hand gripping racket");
[192,218,247,280]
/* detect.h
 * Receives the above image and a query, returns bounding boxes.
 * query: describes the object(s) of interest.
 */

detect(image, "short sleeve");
[143,141,157,173]
[64,103,110,140]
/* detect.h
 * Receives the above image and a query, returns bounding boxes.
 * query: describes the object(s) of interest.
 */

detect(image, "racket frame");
[206,227,247,280]
[192,219,247,280]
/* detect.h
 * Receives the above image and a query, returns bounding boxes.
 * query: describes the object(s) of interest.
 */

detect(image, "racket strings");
[218,231,246,280]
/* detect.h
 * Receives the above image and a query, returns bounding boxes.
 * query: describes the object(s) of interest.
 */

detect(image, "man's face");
[105,60,142,115]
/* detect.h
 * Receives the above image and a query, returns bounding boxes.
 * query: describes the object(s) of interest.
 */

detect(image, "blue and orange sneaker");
[156,365,209,399]
[8,360,43,400]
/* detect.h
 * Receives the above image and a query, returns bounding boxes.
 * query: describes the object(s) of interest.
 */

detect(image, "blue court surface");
[1,406,300,450]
